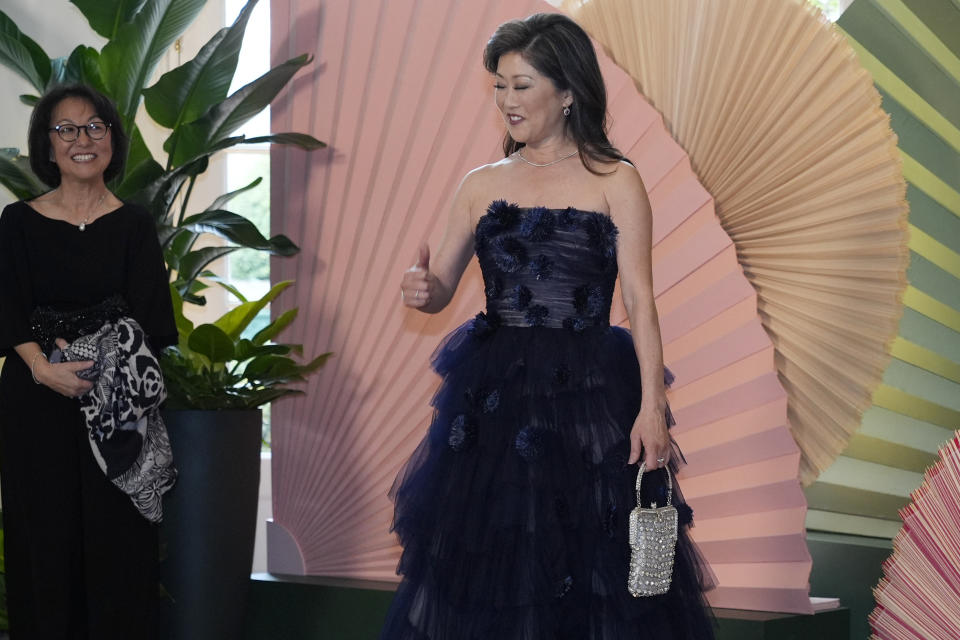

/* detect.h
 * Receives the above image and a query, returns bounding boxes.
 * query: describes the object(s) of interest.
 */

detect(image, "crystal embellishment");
[627,463,678,597]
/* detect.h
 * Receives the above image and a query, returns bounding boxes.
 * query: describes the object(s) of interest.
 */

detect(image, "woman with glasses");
[0,84,176,639]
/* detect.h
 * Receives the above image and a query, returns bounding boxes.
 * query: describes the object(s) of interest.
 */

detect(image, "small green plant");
[161,280,330,410]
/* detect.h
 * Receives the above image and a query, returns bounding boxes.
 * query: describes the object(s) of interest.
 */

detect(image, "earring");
[563,106,571,117]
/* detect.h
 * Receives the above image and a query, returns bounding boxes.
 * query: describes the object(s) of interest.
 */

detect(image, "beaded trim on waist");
[30,294,128,354]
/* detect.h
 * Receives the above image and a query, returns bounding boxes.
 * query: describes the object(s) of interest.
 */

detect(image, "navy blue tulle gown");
[382,201,716,639]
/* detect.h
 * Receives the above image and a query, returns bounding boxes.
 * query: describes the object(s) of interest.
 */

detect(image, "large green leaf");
[113,127,164,197]
[53,46,107,93]
[211,277,248,303]
[70,0,148,40]
[176,245,236,286]
[214,280,292,340]
[160,224,194,257]
[168,131,326,164]
[0,10,51,92]
[144,0,257,131]
[243,351,330,385]
[252,308,298,345]
[131,154,208,222]
[205,177,261,211]
[299,352,333,374]
[168,283,194,337]
[188,324,235,363]
[180,274,211,305]
[244,132,326,150]
[180,209,299,255]
[0,149,45,200]
[49,56,68,89]
[169,53,311,167]
[114,156,164,200]
[234,340,292,362]
[99,0,205,132]
[242,354,302,381]
[130,165,190,222]
[122,126,156,179]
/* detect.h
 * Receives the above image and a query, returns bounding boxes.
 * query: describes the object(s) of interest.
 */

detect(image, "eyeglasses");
[48,122,111,142]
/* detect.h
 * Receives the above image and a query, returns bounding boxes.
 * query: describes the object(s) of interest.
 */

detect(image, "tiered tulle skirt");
[381,317,716,639]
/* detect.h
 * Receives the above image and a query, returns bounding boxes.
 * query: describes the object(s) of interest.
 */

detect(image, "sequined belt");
[30,294,128,354]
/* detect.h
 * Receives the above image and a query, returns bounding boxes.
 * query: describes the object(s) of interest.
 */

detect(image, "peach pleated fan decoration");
[270,0,811,613]
[565,0,910,485]
[870,433,960,639]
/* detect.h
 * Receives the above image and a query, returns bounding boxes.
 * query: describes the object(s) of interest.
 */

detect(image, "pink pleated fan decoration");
[565,0,908,486]
[269,0,811,613]
[870,433,960,639]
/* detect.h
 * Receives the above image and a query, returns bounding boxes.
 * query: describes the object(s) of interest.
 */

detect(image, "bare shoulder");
[464,158,513,189]
[459,160,512,221]
[602,161,650,225]
[604,160,646,198]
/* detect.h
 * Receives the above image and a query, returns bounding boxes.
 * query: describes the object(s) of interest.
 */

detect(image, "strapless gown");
[381,200,716,639]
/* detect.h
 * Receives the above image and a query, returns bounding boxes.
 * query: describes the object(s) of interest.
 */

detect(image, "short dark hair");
[483,13,625,174]
[28,84,128,188]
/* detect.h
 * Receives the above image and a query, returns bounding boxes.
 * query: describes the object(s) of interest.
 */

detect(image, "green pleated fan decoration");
[807,0,960,540]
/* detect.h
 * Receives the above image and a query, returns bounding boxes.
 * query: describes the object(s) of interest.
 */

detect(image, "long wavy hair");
[483,13,625,174]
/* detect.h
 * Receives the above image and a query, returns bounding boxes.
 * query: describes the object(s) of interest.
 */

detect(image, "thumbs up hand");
[401,242,433,309]
[415,244,430,271]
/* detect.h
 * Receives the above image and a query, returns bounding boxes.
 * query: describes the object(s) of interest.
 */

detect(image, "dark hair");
[28,84,128,188]
[483,13,624,174]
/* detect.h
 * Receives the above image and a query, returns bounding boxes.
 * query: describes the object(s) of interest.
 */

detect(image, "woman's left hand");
[628,406,670,469]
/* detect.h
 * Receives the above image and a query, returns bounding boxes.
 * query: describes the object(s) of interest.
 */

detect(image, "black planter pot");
[159,409,262,640]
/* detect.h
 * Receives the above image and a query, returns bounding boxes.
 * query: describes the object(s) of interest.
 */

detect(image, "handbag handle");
[636,462,673,508]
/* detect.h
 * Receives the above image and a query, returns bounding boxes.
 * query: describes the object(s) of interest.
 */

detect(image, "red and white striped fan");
[870,433,960,639]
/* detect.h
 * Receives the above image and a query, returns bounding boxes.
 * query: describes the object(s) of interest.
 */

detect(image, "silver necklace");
[515,148,579,167]
[78,191,107,232]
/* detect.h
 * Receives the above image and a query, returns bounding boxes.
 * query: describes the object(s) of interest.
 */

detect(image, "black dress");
[381,201,716,639]
[0,201,176,639]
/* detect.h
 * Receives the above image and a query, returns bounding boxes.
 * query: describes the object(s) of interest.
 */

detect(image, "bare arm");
[606,165,670,469]
[401,171,482,313]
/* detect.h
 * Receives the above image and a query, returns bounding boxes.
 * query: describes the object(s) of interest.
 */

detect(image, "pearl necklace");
[515,148,579,167]
[78,191,107,232]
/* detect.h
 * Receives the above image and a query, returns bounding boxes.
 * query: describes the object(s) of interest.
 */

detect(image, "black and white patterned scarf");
[55,317,177,522]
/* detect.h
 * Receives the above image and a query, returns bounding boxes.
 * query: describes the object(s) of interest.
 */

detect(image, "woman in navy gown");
[383,13,716,639]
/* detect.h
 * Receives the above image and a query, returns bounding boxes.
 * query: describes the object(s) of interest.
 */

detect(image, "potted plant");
[0,1,328,637]
[159,280,329,639]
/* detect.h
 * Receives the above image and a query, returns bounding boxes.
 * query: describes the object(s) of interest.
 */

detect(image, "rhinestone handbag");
[627,462,678,597]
